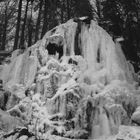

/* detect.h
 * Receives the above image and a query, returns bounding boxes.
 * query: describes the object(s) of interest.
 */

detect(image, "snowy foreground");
[0,18,140,140]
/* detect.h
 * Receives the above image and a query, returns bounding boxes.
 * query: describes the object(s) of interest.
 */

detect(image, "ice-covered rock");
[131,106,140,125]
[0,89,11,110]
[0,109,24,133]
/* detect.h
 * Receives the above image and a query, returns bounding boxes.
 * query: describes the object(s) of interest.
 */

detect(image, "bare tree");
[28,0,33,47]
[20,0,29,50]
[41,0,48,38]
[13,0,23,50]
[1,1,9,50]
[34,0,43,43]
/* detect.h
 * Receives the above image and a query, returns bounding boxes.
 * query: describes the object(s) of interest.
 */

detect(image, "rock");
[0,89,11,110]
[18,135,28,140]
[4,136,14,140]
[3,133,19,140]
[6,93,20,110]
[43,72,59,99]
[7,97,32,122]
[28,137,36,140]
[0,109,24,132]
[117,125,140,140]
[131,106,140,125]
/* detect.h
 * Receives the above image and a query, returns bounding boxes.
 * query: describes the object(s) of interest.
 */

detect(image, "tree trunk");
[13,0,23,50]
[41,0,48,38]
[20,0,29,50]
[50,0,57,29]
[34,0,43,43]
[96,0,101,20]
[1,5,8,50]
[61,0,64,23]
[88,0,98,21]
[28,1,33,47]
[66,0,70,20]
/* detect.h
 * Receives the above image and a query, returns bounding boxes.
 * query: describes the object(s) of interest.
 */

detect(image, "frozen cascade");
[0,49,38,94]
[0,17,139,140]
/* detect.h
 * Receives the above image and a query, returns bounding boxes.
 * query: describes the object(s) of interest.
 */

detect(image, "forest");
[0,0,140,71]
[1,1,140,140]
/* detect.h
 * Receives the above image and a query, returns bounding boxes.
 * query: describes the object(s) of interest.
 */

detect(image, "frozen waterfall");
[0,17,137,140]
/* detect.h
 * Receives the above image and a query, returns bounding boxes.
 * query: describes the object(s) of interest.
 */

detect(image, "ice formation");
[0,17,139,140]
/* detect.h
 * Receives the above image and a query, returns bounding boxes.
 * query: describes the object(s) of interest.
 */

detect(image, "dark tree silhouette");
[20,0,29,50]
[13,0,23,50]
[34,0,43,42]
[41,0,48,38]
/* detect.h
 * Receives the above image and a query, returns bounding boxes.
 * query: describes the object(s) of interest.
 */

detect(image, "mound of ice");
[0,17,139,140]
